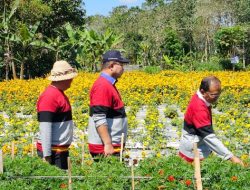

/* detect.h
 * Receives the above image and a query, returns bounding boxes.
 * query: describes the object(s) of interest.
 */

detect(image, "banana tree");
[82,29,124,71]
[47,36,66,61]
[138,41,150,66]
[0,0,20,80]
[10,22,54,79]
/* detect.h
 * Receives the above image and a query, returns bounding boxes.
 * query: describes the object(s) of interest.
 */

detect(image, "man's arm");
[92,113,114,155]
[202,133,233,160]
[39,122,52,162]
[201,132,243,165]
[96,124,114,156]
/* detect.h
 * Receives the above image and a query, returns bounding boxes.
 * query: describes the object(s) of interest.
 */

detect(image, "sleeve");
[92,114,108,128]
[39,122,52,157]
[203,134,233,160]
[37,93,57,157]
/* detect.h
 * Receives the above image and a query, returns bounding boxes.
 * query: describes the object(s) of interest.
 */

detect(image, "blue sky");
[84,0,145,16]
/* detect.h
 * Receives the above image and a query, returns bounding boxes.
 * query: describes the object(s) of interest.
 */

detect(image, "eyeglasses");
[114,62,124,67]
[206,92,221,98]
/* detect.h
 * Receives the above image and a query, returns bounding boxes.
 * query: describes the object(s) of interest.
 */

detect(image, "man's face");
[111,62,124,78]
[202,81,221,104]
[63,79,73,90]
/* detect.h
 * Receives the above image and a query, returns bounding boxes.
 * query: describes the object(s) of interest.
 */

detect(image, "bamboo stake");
[81,143,85,166]
[120,133,124,163]
[193,143,203,190]
[31,137,34,157]
[131,163,135,190]
[11,141,15,159]
[68,157,72,190]
[0,149,3,174]
[81,134,85,166]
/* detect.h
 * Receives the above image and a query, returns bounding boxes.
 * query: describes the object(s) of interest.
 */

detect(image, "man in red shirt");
[179,76,243,165]
[37,60,77,169]
[88,50,129,158]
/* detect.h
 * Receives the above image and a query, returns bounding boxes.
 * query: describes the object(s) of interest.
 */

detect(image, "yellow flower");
[156,152,161,158]
[241,154,248,161]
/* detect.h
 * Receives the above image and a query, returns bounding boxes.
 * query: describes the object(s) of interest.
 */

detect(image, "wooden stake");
[11,141,15,159]
[31,137,34,157]
[193,143,203,190]
[0,149,3,174]
[68,157,72,190]
[81,138,85,166]
[120,133,124,163]
[131,163,135,190]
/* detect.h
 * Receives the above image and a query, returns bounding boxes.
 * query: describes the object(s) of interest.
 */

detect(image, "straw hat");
[48,60,78,81]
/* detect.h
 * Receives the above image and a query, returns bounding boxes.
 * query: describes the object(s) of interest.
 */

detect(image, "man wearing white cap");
[36,60,77,169]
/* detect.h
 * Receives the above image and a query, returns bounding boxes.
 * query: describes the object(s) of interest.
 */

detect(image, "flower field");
[0,70,249,189]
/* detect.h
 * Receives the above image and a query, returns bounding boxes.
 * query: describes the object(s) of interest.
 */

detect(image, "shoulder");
[38,86,61,106]
[91,77,112,92]
[189,94,207,111]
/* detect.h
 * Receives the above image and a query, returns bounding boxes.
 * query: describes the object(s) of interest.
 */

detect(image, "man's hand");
[230,155,244,166]
[96,124,114,156]
[43,156,52,164]
[104,143,114,156]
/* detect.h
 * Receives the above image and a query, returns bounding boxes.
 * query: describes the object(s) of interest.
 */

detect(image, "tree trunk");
[243,42,246,69]
[11,60,17,79]
[20,62,24,80]
[4,42,10,80]
[5,58,9,81]
[56,51,59,61]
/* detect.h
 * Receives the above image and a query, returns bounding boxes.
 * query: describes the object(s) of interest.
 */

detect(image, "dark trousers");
[37,150,69,170]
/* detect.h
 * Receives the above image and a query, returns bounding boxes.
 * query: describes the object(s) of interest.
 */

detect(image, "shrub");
[143,66,161,74]
[164,107,178,119]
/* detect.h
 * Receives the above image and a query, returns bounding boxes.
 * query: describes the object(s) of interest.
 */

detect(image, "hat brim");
[103,58,130,64]
[48,72,78,81]
[118,58,130,63]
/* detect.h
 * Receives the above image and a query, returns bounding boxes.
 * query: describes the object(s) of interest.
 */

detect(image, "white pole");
[0,149,3,174]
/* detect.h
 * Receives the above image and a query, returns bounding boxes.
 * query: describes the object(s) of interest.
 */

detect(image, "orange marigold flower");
[231,176,238,181]
[158,169,164,176]
[185,179,192,186]
[59,183,67,188]
[167,175,175,182]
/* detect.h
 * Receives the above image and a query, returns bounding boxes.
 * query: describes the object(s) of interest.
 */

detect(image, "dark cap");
[102,50,129,64]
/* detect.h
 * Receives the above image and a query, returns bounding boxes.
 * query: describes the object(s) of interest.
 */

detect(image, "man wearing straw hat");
[88,50,129,158]
[179,76,243,166]
[36,60,77,169]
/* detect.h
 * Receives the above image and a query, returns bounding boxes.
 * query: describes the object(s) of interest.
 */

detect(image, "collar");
[100,72,116,85]
[196,90,211,107]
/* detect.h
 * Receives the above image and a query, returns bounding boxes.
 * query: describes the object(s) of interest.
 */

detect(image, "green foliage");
[171,117,182,127]
[17,0,51,25]
[143,66,161,74]
[2,0,250,80]
[39,0,85,38]
[164,107,178,119]
[192,57,223,71]
[0,151,249,189]
[214,26,246,57]
[233,0,250,24]
[161,28,183,60]
[123,32,143,65]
